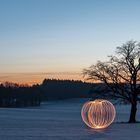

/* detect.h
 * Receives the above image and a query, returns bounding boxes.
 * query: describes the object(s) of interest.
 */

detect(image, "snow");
[0,99,140,140]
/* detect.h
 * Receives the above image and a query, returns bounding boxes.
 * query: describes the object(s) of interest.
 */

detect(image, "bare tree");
[83,40,140,123]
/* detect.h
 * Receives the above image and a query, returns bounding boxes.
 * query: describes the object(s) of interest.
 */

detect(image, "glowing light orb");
[81,99,116,129]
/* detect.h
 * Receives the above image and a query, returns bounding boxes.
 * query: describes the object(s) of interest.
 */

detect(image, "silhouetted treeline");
[41,79,92,100]
[0,82,43,107]
[0,79,93,107]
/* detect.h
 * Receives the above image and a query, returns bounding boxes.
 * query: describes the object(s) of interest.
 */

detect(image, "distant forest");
[0,79,93,107]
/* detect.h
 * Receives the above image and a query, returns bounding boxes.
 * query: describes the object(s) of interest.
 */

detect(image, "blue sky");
[0,0,140,83]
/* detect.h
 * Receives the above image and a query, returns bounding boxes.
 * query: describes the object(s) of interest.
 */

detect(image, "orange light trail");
[81,99,116,129]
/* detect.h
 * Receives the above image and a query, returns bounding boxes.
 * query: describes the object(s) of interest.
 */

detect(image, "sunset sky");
[1,0,140,84]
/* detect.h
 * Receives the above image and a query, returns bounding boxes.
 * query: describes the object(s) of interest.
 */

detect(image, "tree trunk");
[129,102,137,123]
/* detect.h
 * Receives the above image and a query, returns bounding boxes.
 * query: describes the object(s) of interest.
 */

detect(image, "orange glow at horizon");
[0,72,84,85]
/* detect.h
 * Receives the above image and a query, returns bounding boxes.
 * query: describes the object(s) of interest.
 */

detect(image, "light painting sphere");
[81,99,116,129]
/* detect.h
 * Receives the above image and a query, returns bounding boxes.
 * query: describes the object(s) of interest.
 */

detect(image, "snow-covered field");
[0,99,140,140]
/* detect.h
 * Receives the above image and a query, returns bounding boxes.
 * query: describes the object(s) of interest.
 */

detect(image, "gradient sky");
[0,0,140,84]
